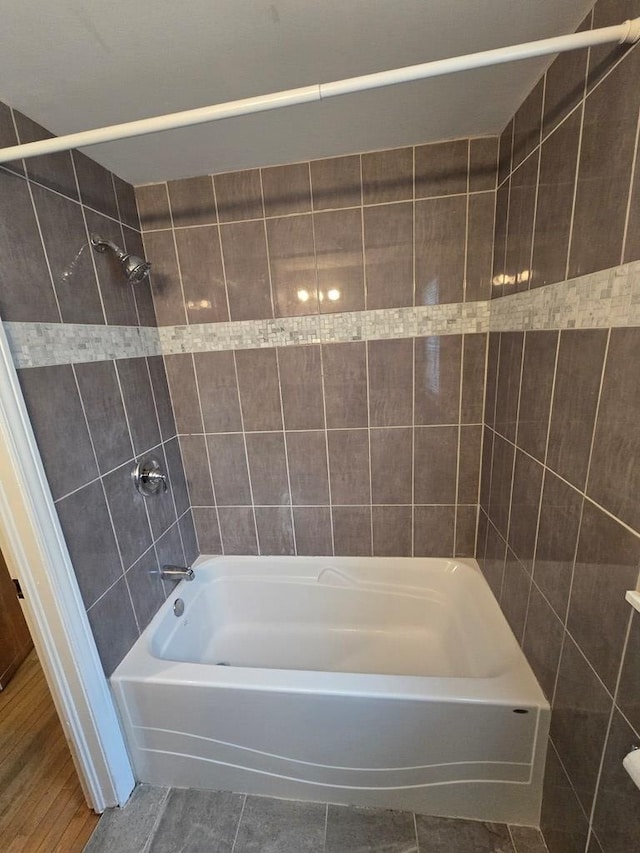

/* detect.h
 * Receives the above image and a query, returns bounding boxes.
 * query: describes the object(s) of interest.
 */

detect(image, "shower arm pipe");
[0,17,639,164]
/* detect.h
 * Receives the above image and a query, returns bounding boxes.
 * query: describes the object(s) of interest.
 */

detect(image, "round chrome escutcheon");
[173,598,184,617]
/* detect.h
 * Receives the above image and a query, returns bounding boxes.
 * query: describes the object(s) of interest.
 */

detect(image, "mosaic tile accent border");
[4,322,161,369]
[4,261,639,368]
[490,261,640,332]
[158,301,490,355]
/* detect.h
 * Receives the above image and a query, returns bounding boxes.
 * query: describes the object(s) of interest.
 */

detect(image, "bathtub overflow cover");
[173,598,184,617]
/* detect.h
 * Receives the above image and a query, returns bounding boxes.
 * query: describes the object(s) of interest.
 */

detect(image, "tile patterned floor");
[84,785,549,853]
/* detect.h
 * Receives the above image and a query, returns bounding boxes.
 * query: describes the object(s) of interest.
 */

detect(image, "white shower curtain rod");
[1,17,639,164]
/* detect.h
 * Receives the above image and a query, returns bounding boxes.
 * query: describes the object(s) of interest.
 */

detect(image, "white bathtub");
[111,556,550,825]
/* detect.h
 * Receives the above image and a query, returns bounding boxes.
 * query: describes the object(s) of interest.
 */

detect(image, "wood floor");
[0,650,99,851]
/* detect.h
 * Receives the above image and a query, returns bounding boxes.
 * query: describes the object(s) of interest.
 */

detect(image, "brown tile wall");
[482,4,640,850]
[136,137,499,559]
[135,136,499,323]
[480,327,640,853]
[493,1,640,298]
[0,100,194,676]
[166,334,487,560]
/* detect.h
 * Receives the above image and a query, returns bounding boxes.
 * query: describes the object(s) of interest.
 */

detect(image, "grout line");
[52,436,167,505]
[584,29,638,100]
[485,504,620,714]
[121,568,142,634]
[274,348,297,556]
[411,147,417,556]
[412,145,417,310]
[111,357,153,534]
[131,180,143,235]
[617,691,640,744]
[0,144,142,232]
[144,357,188,569]
[113,175,144,328]
[495,25,635,203]
[6,105,28,177]
[310,178,334,557]
[577,323,611,516]
[307,159,320,314]
[477,506,490,564]
[361,154,369,313]
[86,565,128,614]
[124,423,484,436]
[586,608,635,844]
[548,737,593,831]
[153,517,189,600]
[505,118,514,189]
[452,336,463,557]
[556,616,622,711]
[229,794,247,853]
[318,345,336,557]
[14,115,65,326]
[485,418,640,543]
[360,155,372,557]
[475,333,490,552]
[140,787,172,853]
[231,351,258,555]
[500,167,512,299]
[481,354,499,528]
[411,338,416,556]
[258,167,277,321]
[526,74,546,292]
[500,92,544,190]
[563,46,589,282]
[112,181,141,328]
[522,331,561,643]
[210,176,234,334]
[323,802,328,853]
[550,573,585,705]
[188,502,472,508]
[540,332,561,469]
[487,182,498,298]
[550,327,612,702]
[165,184,190,326]
[584,827,601,853]
[73,163,119,329]
[190,352,226,554]
[189,505,202,556]
[360,157,374,557]
[135,187,498,232]
[76,174,141,332]
[112,358,170,608]
[123,539,157,578]
[462,139,470,305]
[499,333,525,600]
[620,105,640,264]
[67,362,138,624]
[365,339,374,556]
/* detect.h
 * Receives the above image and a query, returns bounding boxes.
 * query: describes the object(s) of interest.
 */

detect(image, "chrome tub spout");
[161,566,195,582]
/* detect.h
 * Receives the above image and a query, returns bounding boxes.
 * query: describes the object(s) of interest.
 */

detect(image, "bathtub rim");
[112,555,549,712]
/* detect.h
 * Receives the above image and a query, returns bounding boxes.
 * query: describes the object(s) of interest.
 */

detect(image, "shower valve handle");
[146,470,167,490]
[132,457,168,497]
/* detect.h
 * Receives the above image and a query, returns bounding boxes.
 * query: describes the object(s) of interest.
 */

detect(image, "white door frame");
[0,322,135,811]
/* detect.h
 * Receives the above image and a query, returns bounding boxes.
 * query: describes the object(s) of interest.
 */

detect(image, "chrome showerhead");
[122,253,152,283]
[90,233,152,283]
